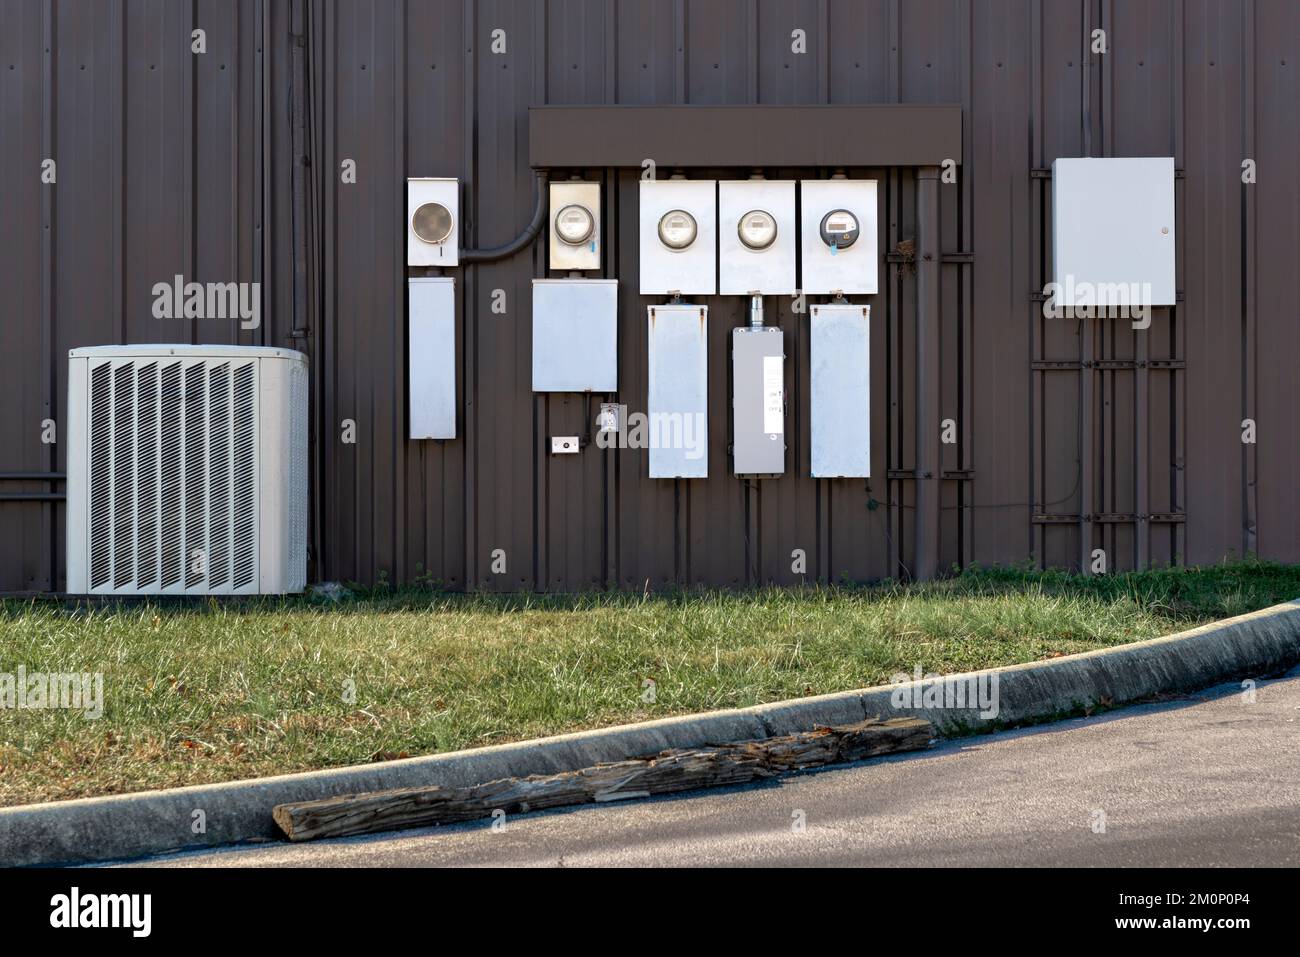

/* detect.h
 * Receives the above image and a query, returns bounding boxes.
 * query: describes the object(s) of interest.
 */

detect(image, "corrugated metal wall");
[2,0,1298,593]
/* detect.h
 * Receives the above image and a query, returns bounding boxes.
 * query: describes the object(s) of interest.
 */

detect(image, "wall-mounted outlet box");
[532,279,618,393]
[549,180,601,271]
[719,180,796,296]
[800,179,878,295]
[1052,157,1176,307]
[639,179,717,296]
[407,177,459,267]
[551,436,581,454]
[409,277,456,439]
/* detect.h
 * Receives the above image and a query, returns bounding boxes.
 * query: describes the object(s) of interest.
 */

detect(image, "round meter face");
[657,209,698,250]
[737,209,778,250]
[412,202,454,244]
[819,209,860,249]
[555,204,595,246]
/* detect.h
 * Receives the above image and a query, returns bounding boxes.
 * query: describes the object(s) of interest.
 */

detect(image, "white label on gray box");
[763,355,784,435]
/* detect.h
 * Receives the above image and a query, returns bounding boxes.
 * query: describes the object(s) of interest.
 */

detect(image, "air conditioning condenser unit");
[66,345,309,595]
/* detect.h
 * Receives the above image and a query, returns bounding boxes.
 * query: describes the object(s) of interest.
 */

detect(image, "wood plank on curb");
[272,717,934,842]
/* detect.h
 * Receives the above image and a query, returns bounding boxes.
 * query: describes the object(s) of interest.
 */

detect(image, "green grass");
[2,561,1297,807]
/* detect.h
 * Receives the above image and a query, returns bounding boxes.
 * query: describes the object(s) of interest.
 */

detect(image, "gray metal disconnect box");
[732,326,785,476]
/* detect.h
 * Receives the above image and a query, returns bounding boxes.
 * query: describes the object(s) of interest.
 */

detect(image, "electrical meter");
[800,179,878,294]
[639,179,716,294]
[658,209,698,250]
[555,204,594,245]
[819,209,859,249]
[412,203,454,245]
[719,180,795,295]
[548,181,601,270]
[407,177,460,266]
[737,210,778,250]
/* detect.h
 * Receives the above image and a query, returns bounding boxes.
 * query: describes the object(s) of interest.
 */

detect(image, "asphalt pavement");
[124,668,1300,867]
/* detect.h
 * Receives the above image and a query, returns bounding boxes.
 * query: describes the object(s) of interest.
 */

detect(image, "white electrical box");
[549,180,601,271]
[810,303,870,477]
[800,179,878,295]
[647,304,708,478]
[409,277,457,439]
[1052,157,1176,307]
[532,279,618,393]
[407,177,459,266]
[639,179,717,296]
[719,180,796,295]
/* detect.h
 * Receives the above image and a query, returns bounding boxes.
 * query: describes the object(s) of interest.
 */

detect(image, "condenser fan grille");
[86,358,259,594]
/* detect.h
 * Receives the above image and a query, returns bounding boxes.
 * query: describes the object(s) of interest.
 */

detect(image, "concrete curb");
[3,598,1298,867]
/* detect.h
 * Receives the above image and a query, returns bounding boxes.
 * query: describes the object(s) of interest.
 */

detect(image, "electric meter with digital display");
[658,209,698,250]
[819,209,860,249]
[554,204,595,246]
[800,179,877,294]
[737,209,778,250]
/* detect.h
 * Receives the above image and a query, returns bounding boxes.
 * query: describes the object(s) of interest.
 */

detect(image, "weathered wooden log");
[272,717,933,842]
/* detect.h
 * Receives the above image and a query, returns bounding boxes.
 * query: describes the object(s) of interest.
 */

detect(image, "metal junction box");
[532,279,618,393]
[732,326,785,476]
[647,304,708,478]
[407,177,459,267]
[800,179,878,295]
[548,180,601,271]
[408,277,457,439]
[639,179,717,296]
[1052,157,1176,307]
[719,180,796,295]
[810,303,870,477]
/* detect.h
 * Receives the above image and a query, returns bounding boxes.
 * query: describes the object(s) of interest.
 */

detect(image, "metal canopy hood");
[529,105,962,169]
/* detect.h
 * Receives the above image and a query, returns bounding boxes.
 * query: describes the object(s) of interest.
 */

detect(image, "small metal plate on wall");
[551,436,581,454]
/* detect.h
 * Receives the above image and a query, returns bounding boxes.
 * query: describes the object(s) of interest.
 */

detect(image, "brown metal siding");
[2,0,1297,593]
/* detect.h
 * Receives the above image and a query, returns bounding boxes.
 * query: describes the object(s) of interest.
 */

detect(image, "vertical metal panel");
[810,304,870,477]
[1253,0,1300,562]
[1182,0,1247,564]
[408,278,457,439]
[647,304,708,479]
